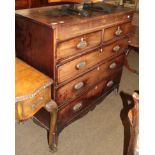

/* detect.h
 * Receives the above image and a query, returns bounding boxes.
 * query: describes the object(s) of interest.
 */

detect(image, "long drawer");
[56,54,124,105]
[58,71,122,126]
[57,30,102,60]
[57,38,127,83]
[103,22,131,42]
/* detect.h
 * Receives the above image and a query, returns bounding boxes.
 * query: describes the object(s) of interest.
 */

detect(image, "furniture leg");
[124,55,138,75]
[45,100,58,152]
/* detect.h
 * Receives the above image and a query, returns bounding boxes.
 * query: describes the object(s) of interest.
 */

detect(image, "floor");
[16,50,139,155]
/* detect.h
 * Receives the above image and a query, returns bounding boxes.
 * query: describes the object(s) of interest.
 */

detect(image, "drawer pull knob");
[74,82,84,90]
[77,38,87,49]
[115,26,123,36]
[113,45,120,52]
[76,61,86,70]
[95,86,98,90]
[31,96,44,110]
[73,102,83,112]
[109,62,117,69]
[107,81,114,87]
[97,67,100,71]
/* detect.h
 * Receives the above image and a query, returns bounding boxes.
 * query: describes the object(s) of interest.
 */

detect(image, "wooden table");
[15,58,58,151]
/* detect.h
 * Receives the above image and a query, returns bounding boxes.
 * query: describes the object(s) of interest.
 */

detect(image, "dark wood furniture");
[15,0,83,10]
[127,11,139,50]
[127,91,139,155]
[124,11,139,74]
[16,5,134,150]
[15,0,54,10]
[15,58,58,151]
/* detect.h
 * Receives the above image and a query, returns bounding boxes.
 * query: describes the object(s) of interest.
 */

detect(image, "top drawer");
[103,22,131,42]
[57,31,102,60]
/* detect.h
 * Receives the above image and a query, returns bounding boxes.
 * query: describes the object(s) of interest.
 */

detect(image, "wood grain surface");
[16,58,52,98]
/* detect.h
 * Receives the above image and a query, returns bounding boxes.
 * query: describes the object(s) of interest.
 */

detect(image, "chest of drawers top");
[16,5,134,133]
[15,5,133,41]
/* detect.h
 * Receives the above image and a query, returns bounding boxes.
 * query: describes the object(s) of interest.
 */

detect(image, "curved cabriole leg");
[45,100,58,152]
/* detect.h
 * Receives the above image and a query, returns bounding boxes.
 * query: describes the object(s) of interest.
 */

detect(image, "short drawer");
[58,71,122,126]
[16,86,51,120]
[56,55,124,105]
[57,38,127,83]
[103,22,131,42]
[57,31,102,60]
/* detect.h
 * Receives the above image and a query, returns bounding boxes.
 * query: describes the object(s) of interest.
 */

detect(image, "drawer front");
[16,86,51,120]
[57,31,102,60]
[56,55,124,105]
[58,71,122,126]
[57,38,127,83]
[57,12,133,41]
[103,22,131,42]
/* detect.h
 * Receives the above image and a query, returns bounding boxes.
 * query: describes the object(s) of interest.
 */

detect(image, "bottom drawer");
[58,70,122,127]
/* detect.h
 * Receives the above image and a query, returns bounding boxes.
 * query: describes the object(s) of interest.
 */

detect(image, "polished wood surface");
[15,58,53,120]
[15,0,60,10]
[16,6,133,40]
[58,72,122,127]
[15,0,30,9]
[57,55,124,105]
[15,57,58,151]
[57,38,127,83]
[103,22,131,42]
[15,17,54,78]
[15,5,134,150]
[16,86,51,120]
[16,58,52,98]
[57,31,102,60]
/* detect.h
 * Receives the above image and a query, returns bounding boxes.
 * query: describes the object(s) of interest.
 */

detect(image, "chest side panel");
[16,15,54,79]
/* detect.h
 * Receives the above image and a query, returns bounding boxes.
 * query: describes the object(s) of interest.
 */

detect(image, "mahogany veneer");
[15,4,134,150]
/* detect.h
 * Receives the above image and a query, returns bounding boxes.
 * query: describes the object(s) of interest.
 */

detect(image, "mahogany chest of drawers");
[15,4,134,146]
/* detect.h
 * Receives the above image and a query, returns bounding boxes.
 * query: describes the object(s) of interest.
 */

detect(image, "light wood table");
[15,58,58,152]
